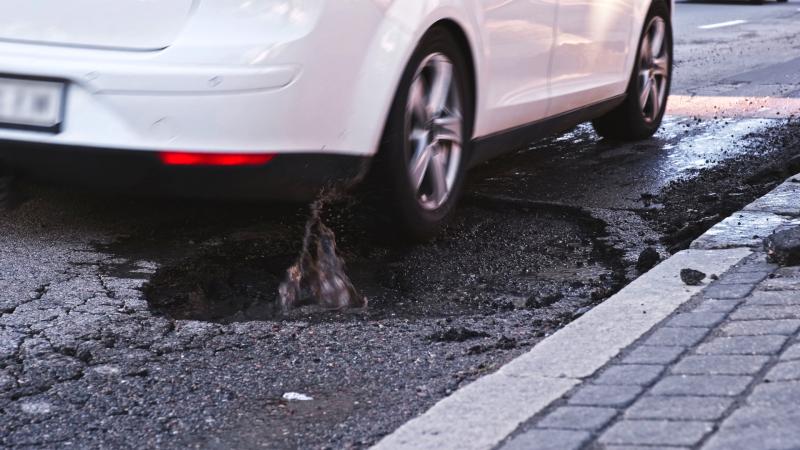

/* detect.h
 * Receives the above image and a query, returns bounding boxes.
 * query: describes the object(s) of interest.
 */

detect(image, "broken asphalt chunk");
[764,226,800,266]
[680,268,706,286]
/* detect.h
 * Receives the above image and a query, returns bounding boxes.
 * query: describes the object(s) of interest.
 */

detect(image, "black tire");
[592,0,673,141]
[373,27,473,241]
[0,173,13,211]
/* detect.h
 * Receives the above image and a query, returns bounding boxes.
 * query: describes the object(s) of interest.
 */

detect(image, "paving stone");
[780,343,800,360]
[650,375,751,396]
[641,327,709,347]
[568,385,642,407]
[672,355,770,375]
[758,277,800,291]
[744,181,800,216]
[593,365,664,386]
[721,319,800,336]
[717,271,770,284]
[732,259,778,273]
[774,267,800,278]
[599,420,713,446]
[703,283,756,299]
[765,360,800,381]
[606,447,690,450]
[693,299,742,313]
[666,312,727,328]
[720,406,800,430]
[621,346,684,365]
[730,305,800,320]
[501,429,591,450]
[537,406,617,431]
[696,335,788,355]
[747,290,800,306]
[626,395,734,420]
[703,407,800,450]
[747,381,800,407]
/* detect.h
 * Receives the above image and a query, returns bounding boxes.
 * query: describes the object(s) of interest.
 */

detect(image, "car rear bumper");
[0,2,390,159]
[0,141,370,201]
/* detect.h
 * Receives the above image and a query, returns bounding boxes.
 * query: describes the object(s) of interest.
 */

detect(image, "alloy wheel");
[638,16,670,123]
[404,53,463,211]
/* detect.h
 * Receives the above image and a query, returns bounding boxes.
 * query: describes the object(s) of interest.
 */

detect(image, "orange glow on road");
[668,95,800,119]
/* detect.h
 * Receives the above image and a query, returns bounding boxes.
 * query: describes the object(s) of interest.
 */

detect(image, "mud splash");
[278,191,366,311]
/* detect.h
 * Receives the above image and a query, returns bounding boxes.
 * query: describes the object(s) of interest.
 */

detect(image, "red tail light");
[159,152,275,166]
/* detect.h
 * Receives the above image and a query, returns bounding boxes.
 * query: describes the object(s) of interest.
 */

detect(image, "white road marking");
[699,19,747,30]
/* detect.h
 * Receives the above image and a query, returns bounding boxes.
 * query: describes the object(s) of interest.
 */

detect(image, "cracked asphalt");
[3,2,800,449]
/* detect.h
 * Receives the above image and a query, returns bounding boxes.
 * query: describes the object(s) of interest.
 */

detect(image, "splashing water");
[278,191,366,311]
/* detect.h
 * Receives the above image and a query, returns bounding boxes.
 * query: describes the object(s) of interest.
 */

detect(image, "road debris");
[429,327,489,343]
[764,226,800,266]
[282,392,314,402]
[636,247,661,273]
[680,268,707,286]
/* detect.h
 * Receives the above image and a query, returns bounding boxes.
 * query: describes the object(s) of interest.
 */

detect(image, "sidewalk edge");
[373,174,800,450]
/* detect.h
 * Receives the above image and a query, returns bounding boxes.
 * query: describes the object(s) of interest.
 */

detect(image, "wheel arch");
[342,6,482,162]
[432,19,478,134]
[372,19,479,162]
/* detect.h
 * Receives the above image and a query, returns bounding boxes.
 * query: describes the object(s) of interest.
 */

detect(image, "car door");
[473,0,558,138]
[547,0,636,116]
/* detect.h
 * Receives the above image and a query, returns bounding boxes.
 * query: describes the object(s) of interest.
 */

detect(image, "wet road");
[3,3,800,449]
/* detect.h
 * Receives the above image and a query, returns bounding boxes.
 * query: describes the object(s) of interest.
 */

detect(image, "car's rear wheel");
[592,0,672,140]
[375,27,472,240]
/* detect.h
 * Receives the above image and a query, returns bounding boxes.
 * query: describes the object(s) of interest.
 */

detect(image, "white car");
[0,0,672,238]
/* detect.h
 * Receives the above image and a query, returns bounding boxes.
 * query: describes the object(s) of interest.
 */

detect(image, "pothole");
[142,242,294,323]
[137,200,625,324]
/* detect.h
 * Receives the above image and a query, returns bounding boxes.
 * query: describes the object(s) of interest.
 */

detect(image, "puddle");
[470,117,782,210]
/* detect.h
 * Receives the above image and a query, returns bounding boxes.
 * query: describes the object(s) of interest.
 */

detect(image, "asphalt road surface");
[3,2,800,449]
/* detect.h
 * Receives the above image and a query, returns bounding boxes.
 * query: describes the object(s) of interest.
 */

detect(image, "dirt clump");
[680,268,706,286]
[429,327,490,343]
[764,226,800,266]
[636,247,661,273]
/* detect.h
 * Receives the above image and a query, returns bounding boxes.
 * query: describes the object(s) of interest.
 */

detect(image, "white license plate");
[0,77,64,131]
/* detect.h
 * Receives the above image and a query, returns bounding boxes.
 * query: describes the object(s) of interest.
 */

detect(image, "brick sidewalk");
[500,252,800,450]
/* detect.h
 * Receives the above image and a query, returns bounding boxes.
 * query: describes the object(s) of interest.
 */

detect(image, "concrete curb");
[373,175,800,450]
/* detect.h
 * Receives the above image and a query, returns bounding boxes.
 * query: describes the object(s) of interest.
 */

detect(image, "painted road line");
[373,248,751,450]
[699,19,747,30]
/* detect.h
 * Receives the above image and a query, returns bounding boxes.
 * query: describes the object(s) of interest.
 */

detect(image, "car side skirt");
[469,94,627,167]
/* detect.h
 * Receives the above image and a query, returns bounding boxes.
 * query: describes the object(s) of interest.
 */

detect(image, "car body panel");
[0,0,662,167]
[472,0,558,136]
[0,0,197,51]
[547,0,637,116]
